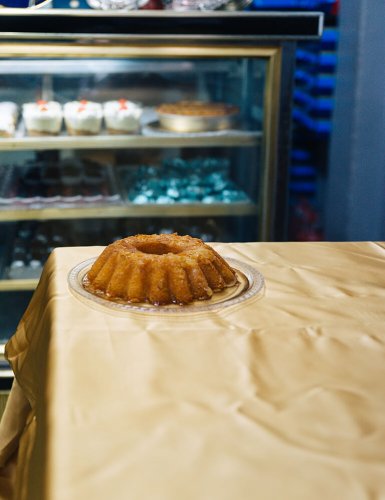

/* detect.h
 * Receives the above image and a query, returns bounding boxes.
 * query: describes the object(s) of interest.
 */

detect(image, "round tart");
[156,101,239,133]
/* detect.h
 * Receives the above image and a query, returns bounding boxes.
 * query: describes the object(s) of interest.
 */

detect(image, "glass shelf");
[0,128,261,151]
[0,200,257,221]
[0,59,234,75]
[0,279,38,291]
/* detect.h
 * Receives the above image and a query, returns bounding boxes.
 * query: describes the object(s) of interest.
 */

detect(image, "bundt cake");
[83,233,238,306]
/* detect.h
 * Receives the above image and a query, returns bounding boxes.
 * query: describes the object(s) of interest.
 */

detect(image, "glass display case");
[0,10,323,349]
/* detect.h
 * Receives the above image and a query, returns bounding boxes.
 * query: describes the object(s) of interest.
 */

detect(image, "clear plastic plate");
[68,257,264,314]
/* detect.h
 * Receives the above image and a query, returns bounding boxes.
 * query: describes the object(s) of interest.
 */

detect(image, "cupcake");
[103,99,142,134]
[64,100,103,136]
[22,100,62,136]
[0,101,18,137]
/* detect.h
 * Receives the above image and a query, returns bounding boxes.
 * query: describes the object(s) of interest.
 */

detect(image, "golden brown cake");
[84,233,238,306]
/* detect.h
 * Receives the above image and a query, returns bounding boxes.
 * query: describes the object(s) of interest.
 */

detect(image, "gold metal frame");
[261,46,282,241]
[0,43,279,60]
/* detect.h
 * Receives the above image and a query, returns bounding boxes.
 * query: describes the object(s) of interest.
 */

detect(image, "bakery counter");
[0,241,385,500]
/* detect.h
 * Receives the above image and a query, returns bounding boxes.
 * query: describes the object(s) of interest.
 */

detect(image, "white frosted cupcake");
[103,99,142,134]
[0,102,18,137]
[64,100,103,136]
[22,100,62,136]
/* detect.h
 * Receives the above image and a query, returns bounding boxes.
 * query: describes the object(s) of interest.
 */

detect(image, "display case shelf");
[0,345,13,379]
[0,59,236,75]
[0,129,261,151]
[0,372,13,382]
[0,279,37,292]
[0,201,257,222]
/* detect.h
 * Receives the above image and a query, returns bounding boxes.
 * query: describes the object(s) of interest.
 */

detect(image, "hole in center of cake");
[137,242,181,255]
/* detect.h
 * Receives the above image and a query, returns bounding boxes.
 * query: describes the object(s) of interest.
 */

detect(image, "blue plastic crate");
[294,69,314,86]
[252,0,336,9]
[302,115,332,134]
[290,165,317,177]
[311,74,336,92]
[296,49,318,65]
[294,89,334,112]
[318,52,337,70]
[291,149,311,162]
[292,108,333,134]
[296,50,337,72]
[321,28,339,49]
[289,181,317,194]
[295,72,336,94]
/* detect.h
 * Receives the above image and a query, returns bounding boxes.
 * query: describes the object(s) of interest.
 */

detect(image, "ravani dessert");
[64,100,103,136]
[103,99,142,134]
[22,100,62,136]
[84,233,238,306]
[156,100,239,133]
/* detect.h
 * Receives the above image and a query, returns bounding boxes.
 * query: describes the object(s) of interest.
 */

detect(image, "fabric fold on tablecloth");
[0,251,61,500]
[0,379,31,500]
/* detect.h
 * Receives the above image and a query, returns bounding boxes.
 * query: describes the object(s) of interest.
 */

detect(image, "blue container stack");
[252,0,339,240]
[293,26,338,134]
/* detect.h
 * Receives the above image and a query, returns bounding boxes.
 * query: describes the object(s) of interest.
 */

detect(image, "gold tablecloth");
[1,242,385,500]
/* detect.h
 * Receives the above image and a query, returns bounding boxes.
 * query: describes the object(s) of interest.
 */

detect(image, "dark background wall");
[325,0,385,241]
